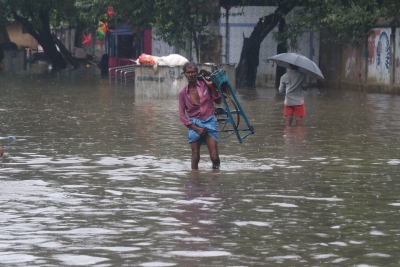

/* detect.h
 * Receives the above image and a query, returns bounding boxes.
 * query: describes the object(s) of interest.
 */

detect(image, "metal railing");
[108,64,136,84]
[122,68,136,83]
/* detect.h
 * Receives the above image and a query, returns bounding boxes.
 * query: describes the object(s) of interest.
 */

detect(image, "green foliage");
[1,0,221,60]
[1,0,79,28]
[274,0,400,49]
[0,1,11,24]
[150,0,220,53]
[221,0,278,6]
[75,0,155,32]
[75,0,221,60]
[70,0,218,60]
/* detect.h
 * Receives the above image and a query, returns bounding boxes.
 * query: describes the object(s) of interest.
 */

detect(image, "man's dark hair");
[289,64,299,70]
[182,62,198,72]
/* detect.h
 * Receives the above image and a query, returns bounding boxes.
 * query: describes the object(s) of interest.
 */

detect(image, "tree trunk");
[0,25,10,42]
[12,9,67,71]
[53,34,80,69]
[235,1,296,88]
[235,34,260,88]
[39,30,67,71]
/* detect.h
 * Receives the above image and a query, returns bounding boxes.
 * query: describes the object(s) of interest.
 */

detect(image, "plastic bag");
[138,53,158,65]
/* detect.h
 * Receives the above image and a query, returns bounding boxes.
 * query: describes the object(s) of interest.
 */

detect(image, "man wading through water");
[279,63,308,126]
[178,62,221,169]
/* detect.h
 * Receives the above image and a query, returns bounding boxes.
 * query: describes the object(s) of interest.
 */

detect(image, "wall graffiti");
[137,76,166,82]
[376,31,390,70]
[368,28,391,83]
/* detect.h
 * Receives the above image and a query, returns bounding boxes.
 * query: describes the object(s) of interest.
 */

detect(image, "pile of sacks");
[138,53,189,72]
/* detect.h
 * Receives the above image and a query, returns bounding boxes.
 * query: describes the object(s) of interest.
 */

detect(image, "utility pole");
[225,7,230,63]
[115,14,118,67]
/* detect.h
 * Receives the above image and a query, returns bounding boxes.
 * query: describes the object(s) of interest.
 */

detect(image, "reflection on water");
[1,66,400,266]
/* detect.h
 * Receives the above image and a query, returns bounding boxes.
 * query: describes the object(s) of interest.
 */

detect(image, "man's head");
[182,62,198,73]
[289,64,299,70]
[183,62,199,82]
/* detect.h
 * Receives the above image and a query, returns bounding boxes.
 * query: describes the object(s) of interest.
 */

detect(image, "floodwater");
[1,64,400,267]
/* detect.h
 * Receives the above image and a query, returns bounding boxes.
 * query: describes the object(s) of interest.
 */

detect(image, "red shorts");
[284,104,306,117]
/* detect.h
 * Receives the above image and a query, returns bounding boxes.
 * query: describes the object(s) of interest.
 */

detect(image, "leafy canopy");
[151,0,220,50]
[75,0,220,60]
[274,0,400,48]
[0,0,79,28]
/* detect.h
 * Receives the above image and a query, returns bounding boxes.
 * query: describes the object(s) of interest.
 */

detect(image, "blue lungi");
[188,116,219,145]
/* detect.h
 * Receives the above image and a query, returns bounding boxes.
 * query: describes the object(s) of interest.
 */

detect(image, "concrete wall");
[7,23,75,53]
[321,24,400,94]
[341,39,367,84]
[3,50,25,72]
[221,6,320,87]
[7,22,78,62]
[319,31,342,88]
[134,63,235,99]
[367,28,391,84]
[220,6,278,87]
[152,36,178,57]
[135,65,187,99]
[7,22,39,49]
[395,28,400,85]
[151,6,321,88]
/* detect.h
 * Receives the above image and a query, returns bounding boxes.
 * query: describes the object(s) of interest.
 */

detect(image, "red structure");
[107,27,152,69]
[143,29,152,55]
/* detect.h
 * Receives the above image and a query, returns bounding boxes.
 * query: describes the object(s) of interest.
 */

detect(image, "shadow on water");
[0,65,400,266]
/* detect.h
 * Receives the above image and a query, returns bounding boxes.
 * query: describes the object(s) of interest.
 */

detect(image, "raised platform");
[134,63,236,99]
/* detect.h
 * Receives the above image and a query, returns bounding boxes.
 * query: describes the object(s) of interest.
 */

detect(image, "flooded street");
[1,65,400,266]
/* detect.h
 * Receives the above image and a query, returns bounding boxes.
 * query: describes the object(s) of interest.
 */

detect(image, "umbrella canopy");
[268,53,324,79]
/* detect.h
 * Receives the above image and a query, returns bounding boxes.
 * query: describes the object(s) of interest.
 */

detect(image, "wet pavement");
[0,65,400,266]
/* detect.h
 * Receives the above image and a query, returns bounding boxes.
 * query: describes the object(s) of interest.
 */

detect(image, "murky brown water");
[1,65,400,266]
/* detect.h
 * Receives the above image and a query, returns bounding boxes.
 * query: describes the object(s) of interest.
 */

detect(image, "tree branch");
[12,11,42,43]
